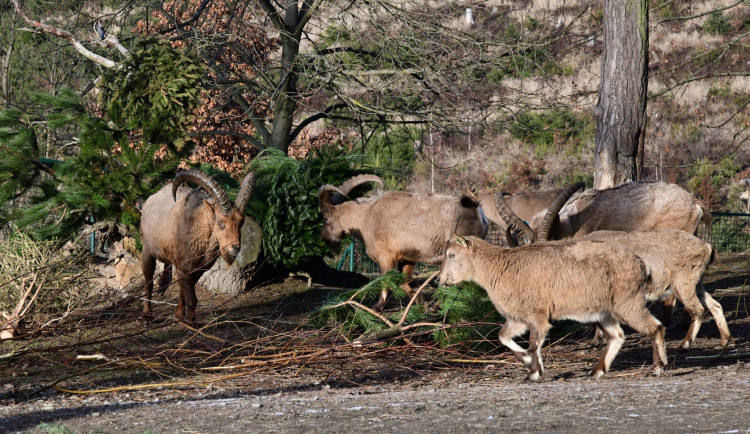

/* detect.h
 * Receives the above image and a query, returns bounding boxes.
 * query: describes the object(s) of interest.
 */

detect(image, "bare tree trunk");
[258,0,313,155]
[593,0,649,189]
[1,26,15,108]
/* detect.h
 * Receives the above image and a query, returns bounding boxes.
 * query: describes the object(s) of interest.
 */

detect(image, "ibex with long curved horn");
[319,174,488,309]
[140,169,255,324]
[477,186,579,246]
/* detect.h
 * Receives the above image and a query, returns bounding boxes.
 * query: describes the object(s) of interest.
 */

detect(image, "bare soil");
[1,254,749,433]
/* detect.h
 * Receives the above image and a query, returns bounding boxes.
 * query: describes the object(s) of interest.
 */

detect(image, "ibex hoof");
[589,370,605,380]
[525,371,541,382]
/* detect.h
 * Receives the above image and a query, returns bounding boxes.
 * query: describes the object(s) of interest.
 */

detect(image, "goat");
[492,181,714,325]
[582,230,730,348]
[140,169,255,324]
[529,181,711,242]
[319,174,488,309]
[438,234,667,381]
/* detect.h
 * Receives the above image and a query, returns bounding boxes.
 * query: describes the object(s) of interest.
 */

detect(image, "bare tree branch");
[11,0,118,69]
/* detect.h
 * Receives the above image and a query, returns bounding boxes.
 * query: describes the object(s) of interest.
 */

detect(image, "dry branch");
[10,0,121,69]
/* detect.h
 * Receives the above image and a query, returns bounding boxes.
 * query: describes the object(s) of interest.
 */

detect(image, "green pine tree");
[0,37,203,244]
[248,146,366,268]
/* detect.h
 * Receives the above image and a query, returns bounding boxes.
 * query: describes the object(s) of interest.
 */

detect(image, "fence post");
[337,241,355,271]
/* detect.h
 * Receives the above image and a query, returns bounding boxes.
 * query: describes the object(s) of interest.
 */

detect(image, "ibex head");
[172,169,255,264]
[318,174,384,252]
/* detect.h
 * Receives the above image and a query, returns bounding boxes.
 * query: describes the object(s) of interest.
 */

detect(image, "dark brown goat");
[140,169,255,324]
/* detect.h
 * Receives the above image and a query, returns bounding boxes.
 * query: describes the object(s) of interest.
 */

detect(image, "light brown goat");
[530,181,711,242]
[582,230,730,348]
[140,169,255,324]
[319,174,488,309]
[439,234,667,381]
[491,181,713,325]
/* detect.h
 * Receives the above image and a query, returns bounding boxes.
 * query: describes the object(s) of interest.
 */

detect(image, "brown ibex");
[530,181,711,242]
[478,187,575,246]
[319,174,488,309]
[439,234,667,381]
[140,169,255,324]
[494,187,729,348]
[583,230,730,348]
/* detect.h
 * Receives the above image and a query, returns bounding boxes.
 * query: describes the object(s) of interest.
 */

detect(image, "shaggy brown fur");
[583,230,730,348]
[532,181,711,240]
[320,176,488,309]
[140,170,254,324]
[439,235,667,381]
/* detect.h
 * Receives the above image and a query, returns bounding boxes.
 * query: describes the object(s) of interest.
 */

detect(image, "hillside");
[379,0,750,213]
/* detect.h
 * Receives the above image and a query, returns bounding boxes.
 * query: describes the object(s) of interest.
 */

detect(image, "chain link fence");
[331,212,750,275]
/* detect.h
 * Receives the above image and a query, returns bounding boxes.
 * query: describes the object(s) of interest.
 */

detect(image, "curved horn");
[337,174,384,197]
[318,184,350,212]
[505,227,519,248]
[536,181,586,242]
[234,171,256,211]
[495,193,535,246]
[172,169,232,215]
[461,186,481,208]
[450,216,463,237]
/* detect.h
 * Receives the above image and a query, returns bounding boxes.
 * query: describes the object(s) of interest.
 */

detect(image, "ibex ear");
[204,199,216,216]
[452,234,469,248]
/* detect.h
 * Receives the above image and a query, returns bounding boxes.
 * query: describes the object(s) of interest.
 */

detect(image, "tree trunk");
[1,26,15,108]
[267,0,303,155]
[593,0,649,189]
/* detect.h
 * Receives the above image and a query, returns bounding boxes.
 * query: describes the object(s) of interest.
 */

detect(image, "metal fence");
[332,212,750,275]
[698,212,750,253]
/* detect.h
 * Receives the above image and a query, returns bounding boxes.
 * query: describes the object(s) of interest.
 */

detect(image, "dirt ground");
[1,254,749,433]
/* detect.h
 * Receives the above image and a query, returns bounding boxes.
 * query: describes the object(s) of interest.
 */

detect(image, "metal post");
[349,241,354,272]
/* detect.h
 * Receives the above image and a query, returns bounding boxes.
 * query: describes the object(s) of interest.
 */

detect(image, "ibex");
[494,189,729,348]
[583,230,730,348]
[439,234,667,381]
[478,187,574,246]
[140,169,255,324]
[319,174,488,309]
[529,181,711,242]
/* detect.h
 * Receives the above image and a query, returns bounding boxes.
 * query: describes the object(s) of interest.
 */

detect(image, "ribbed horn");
[495,192,534,246]
[172,169,232,215]
[337,174,384,197]
[234,171,256,212]
[451,216,462,235]
[537,181,585,242]
[318,184,350,212]
[505,227,519,247]
[462,186,481,208]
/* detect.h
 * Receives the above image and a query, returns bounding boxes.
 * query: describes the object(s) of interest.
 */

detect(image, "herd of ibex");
[139,168,730,381]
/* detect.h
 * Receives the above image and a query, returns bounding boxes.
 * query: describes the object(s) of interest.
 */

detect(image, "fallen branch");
[685,351,750,361]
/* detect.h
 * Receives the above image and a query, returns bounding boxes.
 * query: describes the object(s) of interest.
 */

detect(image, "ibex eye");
[218,221,225,229]
[448,253,455,258]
